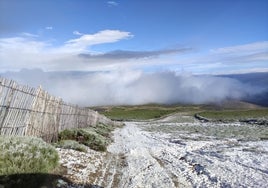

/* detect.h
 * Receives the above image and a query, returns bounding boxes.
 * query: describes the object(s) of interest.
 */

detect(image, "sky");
[0,0,268,106]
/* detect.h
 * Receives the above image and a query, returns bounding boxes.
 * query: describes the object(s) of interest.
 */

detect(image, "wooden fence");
[0,77,118,142]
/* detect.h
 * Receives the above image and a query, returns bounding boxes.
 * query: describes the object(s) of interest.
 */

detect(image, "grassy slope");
[93,101,267,121]
[198,109,268,120]
[94,104,202,121]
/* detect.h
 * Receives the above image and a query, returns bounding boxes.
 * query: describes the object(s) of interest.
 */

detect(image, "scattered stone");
[192,164,204,175]
[179,156,186,161]
[57,179,68,187]
[170,139,186,145]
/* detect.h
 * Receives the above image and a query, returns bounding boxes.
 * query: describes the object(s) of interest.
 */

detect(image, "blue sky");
[0,0,268,74]
[1,0,268,106]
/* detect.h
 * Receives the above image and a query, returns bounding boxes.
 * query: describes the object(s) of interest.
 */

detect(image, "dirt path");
[107,122,188,188]
[58,114,268,187]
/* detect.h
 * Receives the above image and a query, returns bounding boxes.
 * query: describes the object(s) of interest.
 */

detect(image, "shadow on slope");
[0,173,103,188]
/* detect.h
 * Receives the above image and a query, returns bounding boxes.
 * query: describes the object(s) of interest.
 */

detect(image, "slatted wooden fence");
[0,77,118,142]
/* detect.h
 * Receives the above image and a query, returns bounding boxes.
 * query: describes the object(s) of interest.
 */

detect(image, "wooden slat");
[0,76,118,142]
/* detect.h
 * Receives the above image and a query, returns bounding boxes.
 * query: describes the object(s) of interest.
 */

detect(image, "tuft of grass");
[58,123,116,152]
[0,136,59,176]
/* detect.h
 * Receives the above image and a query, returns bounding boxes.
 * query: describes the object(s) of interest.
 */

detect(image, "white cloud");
[211,41,268,54]
[107,1,118,6]
[0,30,134,71]
[45,26,53,30]
[73,30,83,36]
[217,67,268,75]
[0,37,48,53]
[172,41,268,74]
[63,30,132,52]
[2,69,264,106]
[0,30,267,75]
[208,41,268,71]
[21,32,39,38]
[1,31,267,106]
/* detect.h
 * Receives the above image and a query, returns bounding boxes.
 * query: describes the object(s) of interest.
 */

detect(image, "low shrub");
[94,123,114,137]
[55,140,87,152]
[58,129,77,140]
[0,136,59,176]
[58,124,114,152]
[79,129,107,152]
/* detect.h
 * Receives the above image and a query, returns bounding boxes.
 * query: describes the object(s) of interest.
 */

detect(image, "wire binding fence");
[0,77,119,142]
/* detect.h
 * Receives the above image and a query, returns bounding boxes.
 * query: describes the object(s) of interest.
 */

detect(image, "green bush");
[58,129,77,140]
[0,136,59,176]
[79,129,107,151]
[55,140,87,152]
[94,123,114,137]
[58,124,112,152]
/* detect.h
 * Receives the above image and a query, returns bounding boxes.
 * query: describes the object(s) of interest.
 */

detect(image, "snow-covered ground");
[57,113,268,188]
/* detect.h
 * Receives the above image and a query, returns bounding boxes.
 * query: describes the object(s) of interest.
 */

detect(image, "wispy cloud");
[45,26,53,30]
[208,41,268,69]
[73,30,83,36]
[79,48,192,60]
[63,30,133,52]
[211,41,268,54]
[173,41,268,74]
[0,37,48,53]
[21,32,39,38]
[107,1,118,7]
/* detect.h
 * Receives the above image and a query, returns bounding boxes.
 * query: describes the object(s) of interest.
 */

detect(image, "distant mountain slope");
[220,72,268,86]
[218,100,263,109]
[220,72,268,107]
[244,91,268,107]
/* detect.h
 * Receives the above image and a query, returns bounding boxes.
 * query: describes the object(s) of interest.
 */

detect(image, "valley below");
[58,112,268,188]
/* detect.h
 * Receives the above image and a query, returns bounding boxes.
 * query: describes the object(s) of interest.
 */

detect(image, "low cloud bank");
[2,69,265,106]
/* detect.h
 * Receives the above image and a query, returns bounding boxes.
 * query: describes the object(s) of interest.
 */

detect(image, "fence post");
[23,87,36,136]
[54,98,62,142]
[0,80,16,135]
[26,85,42,137]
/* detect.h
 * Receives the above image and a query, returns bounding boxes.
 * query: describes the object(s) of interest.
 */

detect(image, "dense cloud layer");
[2,69,265,107]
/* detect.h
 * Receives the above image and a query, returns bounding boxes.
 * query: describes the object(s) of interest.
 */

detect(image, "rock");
[57,179,68,187]
[192,164,205,175]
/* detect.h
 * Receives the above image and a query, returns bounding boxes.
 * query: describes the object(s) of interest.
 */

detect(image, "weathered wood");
[1,80,16,135]
[0,77,119,142]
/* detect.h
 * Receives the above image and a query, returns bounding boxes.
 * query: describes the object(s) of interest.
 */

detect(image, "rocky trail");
[58,113,268,188]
